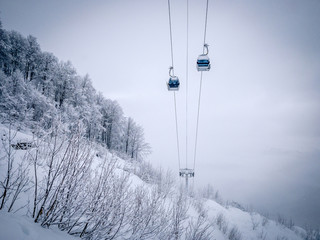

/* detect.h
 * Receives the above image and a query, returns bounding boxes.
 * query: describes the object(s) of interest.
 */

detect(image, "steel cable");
[168,0,181,169]
[193,0,209,171]
[185,0,189,169]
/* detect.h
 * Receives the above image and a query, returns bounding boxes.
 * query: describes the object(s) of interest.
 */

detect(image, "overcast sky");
[1,0,319,228]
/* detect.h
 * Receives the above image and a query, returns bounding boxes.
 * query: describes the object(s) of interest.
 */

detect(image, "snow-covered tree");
[0,24,150,159]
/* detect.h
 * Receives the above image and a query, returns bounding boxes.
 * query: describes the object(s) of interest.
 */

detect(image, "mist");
[1,0,319,228]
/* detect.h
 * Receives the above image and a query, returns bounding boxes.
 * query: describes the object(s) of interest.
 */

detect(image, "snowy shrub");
[0,123,30,212]
[251,214,260,230]
[216,213,228,232]
[185,199,212,240]
[229,201,246,212]
[222,223,229,234]
[306,228,320,240]
[123,185,171,240]
[228,226,242,240]
[276,214,294,229]
[262,216,269,226]
[133,160,160,184]
[200,184,215,200]
[168,191,189,240]
[287,218,295,229]
[186,217,212,240]
[258,230,267,240]
[156,170,175,198]
[199,184,224,205]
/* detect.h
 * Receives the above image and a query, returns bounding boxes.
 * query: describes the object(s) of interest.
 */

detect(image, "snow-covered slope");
[0,211,78,240]
[201,199,307,240]
[0,125,312,240]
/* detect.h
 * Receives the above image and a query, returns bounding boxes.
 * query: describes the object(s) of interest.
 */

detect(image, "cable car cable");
[174,92,181,170]
[193,0,209,171]
[167,0,181,170]
[185,0,189,169]
[203,0,209,53]
[167,0,175,73]
[193,72,203,171]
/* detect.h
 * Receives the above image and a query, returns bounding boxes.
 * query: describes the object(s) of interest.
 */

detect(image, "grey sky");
[1,0,319,228]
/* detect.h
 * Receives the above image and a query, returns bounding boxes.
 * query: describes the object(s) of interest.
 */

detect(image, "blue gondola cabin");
[197,54,211,71]
[167,76,180,91]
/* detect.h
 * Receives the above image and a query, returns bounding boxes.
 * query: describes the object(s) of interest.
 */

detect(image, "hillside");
[0,124,315,240]
[0,211,77,240]
[0,19,150,163]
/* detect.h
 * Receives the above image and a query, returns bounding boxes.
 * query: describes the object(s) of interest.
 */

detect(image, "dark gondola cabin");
[197,54,211,71]
[167,66,180,91]
[167,76,180,91]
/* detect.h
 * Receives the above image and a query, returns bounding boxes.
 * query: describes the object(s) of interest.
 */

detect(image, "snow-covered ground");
[202,199,307,240]
[0,211,78,240]
[0,200,308,240]
[0,124,311,240]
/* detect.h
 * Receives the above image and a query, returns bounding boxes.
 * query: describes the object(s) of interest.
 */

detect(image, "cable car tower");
[179,168,194,189]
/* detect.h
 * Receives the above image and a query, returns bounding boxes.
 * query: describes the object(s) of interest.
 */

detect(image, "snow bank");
[0,211,79,240]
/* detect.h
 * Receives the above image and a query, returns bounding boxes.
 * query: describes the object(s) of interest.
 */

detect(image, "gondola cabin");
[197,54,211,71]
[167,76,180,91]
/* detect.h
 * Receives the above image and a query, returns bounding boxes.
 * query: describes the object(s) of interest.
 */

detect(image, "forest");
[0,19,150,161]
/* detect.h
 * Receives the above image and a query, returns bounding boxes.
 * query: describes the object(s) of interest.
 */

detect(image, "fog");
[1,0,319,228]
